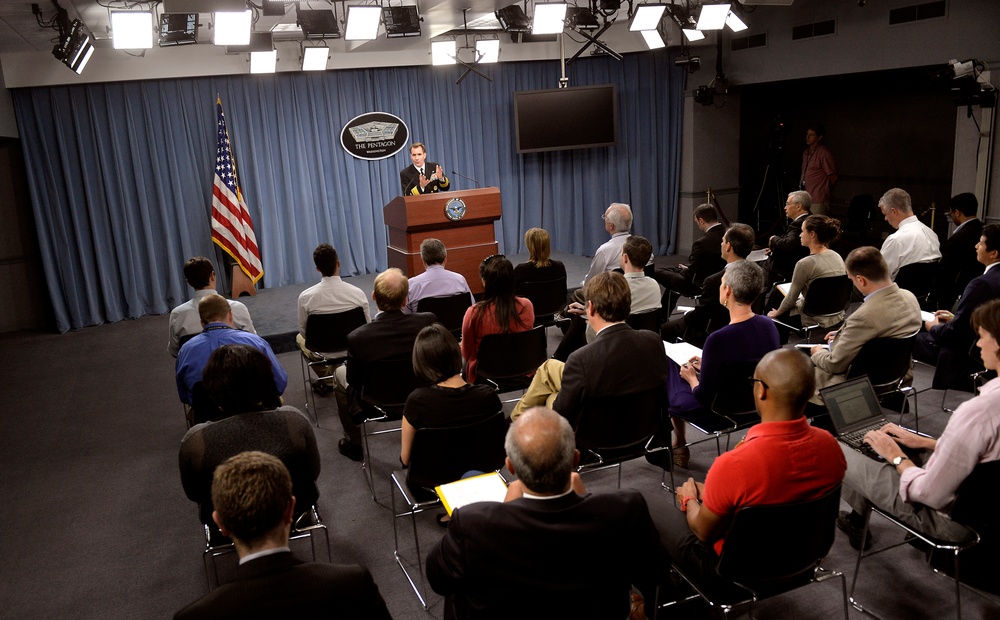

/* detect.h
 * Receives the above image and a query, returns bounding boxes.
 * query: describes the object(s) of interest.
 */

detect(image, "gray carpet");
[2,252,999,619]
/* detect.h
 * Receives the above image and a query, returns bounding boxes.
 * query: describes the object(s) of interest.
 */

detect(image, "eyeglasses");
[601,214,608,220]
[749,377,769,390]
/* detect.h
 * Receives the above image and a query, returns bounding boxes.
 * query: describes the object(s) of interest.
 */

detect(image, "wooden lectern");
[384,187,502,295]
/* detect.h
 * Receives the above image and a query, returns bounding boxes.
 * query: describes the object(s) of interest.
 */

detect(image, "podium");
[384,187,502,295]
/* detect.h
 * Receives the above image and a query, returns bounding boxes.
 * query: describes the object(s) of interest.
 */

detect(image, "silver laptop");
[820,376,888,461]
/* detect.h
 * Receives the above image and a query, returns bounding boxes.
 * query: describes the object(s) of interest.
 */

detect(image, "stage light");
[214,10,251,45]
[345,6,381,40]
[302,46,329,71]
[565,7,599,30]
[250,49,277,73]
[298,9,340,39]
[52,19,95,74]
[683,27,706,41]
[383,6,421,38]
[495,5,530,32]
[629,4,666,32]
[111,11,153,49]
[159,13,197,46]
[696,3,730,30]
[641,29,665,49]
[476,39,500,63]
[432,40,456,65]
[726,5,749,32]
[532,3,567,35]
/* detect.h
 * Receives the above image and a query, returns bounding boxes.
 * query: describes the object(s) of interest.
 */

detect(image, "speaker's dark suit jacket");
[768,214,809,281]
[553,322,669,428]
[344,310,437,419]
[174,552,392,620]
[933,218,984,310]
[400,162,450,195]
[426,489,668,620]
[918,263,1000,388]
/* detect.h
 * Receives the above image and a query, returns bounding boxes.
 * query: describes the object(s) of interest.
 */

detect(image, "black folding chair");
[771,275,853,343]
[298,307,368,424]
[626,308,662,333]
[845,329,920,429]
[895,261,939,308]
[656,485,849,619]
[475,326,548,397]
[517,275,569,328]
[416,293,472,339]
[850,461,1000,619]
[680,359,761,456]
[390,411,508,607]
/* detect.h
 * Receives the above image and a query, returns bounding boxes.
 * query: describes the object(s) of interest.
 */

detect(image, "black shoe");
[311,381,332,396]
[338,438,363,462]
[837,511,873,551]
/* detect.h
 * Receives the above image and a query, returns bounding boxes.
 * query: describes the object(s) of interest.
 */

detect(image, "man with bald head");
[646,349,845,591]
[332,268,436,461]
[426,407,667,620]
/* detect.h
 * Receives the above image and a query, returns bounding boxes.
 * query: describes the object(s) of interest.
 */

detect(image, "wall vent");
[732,33,767,51]
[889,1,947,25]
[792,19,835,40]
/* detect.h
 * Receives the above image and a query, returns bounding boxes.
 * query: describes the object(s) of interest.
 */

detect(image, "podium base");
[231,265,257,298]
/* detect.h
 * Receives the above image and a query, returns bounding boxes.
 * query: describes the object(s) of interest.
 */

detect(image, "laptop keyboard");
[841,425,885,461]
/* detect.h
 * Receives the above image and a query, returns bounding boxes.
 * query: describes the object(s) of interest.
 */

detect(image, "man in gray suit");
[810,246,922,395]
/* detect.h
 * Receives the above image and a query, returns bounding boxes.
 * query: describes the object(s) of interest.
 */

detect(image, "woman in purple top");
[667,260,780,466]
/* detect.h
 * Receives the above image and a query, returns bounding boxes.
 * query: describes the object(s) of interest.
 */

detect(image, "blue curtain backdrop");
[13,51,684,332]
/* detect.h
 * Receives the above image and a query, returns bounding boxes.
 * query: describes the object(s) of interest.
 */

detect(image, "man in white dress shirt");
[878,187,941,280]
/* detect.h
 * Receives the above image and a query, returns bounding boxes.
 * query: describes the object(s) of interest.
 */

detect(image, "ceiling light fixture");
[432,40,457,65]
[345,5,381,40]
[250,49,277,73]
[696,3,731,30]
[629,4,666,32]
[111,11,154,49]
[532,3,568,35]
[683,28,706,41]
[213,10,251,46]
[475,39,500,63]
[301,46,329,71]
[159,13,198,46]
[726,5,749,31]
[495,5,530,32]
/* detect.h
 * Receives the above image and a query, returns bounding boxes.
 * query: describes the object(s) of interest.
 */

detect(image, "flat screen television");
[513,84,618,153]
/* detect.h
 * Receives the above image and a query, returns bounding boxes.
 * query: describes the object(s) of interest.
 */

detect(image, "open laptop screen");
[821,376,884,431]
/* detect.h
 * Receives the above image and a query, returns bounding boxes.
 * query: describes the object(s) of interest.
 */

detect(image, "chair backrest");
[626,309,662,333]
[895,261,939,300]
[416,293,472,336]
[845,331,919,388]
[516,276,568,320]
[406,411,509,489]
[710,359,761,419]
[304,306,367,355]
[476,326,548,381]
[359,355,424,418]
[190,380,281,425]
[574,387,664,453]
[949,460,1000,531]
[800,275,854,318]
[717,485,841,596]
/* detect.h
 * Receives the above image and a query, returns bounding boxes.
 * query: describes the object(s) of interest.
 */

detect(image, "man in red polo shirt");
[647,348,846,590]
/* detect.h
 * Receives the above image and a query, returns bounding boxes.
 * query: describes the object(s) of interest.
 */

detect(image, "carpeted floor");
[1,251,998,619]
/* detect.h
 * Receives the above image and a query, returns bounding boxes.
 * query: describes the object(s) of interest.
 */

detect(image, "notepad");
[663,341,703,367]
[776,282,803,303]
[435,472,509,516]
[747,249,768,262]
[921,310,935,323]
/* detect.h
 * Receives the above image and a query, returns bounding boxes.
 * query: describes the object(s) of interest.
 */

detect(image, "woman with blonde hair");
[514,228,567,287]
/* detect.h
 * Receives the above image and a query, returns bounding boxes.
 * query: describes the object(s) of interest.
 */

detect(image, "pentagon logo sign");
[340,112,409,160]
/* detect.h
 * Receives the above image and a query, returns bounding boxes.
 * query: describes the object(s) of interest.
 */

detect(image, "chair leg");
[953,549,962,620]
[299,356,320,426]
[362,420,377,502]
[390,477,428,609]
[848,509,874,611]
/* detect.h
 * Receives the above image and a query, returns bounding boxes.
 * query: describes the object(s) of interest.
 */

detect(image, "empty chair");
[894,261,939,308]
[474,326,548,395]
[298,307,368,424]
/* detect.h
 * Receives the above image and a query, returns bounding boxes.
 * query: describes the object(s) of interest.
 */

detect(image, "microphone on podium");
[451,170,482,189]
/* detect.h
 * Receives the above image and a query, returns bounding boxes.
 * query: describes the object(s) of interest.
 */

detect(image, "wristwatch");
[891,455,910,467]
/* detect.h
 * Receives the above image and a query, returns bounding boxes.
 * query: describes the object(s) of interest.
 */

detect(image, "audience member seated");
[175,294,287,406]
[646,349,845,596]
[837,299,1000,550]
[878,187,941,280]
[174,451,391,619]
[426,406,668,620]
[331,268,436,462]
[513,227,567,288]
[931,192,984,311]
[296,243,371,392]
[810,247,922,397]
[764,191,811,284]
[401,324,502,467]
[667,261,780,467]
[460,255,534,384]
[178,345,319,526]
[915,224,1000,388]
[168,256,255,357]
[554,235,661,360]
[579,202,633,288]
[652,204,726,313]
[511,271,668,424]
[661,223,754,347]
[766,214,847,330]
[404,238,474,314]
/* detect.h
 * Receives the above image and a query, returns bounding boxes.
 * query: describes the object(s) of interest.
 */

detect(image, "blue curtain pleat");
[12,50,684,332]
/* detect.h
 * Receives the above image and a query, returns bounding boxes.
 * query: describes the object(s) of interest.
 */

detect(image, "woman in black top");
[401,323,502,466]
[513,228,567,287]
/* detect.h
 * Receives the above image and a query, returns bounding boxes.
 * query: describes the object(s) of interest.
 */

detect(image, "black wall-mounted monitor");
[513,84,619,153]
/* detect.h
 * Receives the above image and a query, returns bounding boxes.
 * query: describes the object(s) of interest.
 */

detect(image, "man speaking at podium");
[400,142,450,196]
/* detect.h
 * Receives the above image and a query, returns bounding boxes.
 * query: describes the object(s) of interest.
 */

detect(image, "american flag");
[211,97,263,284]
